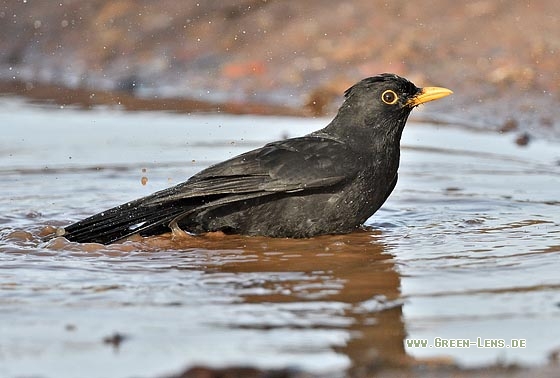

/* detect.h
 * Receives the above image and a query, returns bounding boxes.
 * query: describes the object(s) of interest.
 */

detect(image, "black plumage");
[61,74,452,244]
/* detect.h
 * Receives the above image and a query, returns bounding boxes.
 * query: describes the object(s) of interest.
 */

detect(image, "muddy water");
[1,97,559,378]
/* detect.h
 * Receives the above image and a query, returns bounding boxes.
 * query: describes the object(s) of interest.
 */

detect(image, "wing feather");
[146,135,360,205]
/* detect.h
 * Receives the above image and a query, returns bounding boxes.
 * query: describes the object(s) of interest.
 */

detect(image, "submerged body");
[61,74,452,244]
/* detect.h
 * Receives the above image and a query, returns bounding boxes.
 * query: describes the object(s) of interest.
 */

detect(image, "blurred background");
[1,0,559,136]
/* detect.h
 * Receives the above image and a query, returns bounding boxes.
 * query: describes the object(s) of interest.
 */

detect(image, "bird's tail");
[59,194,188,245]
[58,179,275,244]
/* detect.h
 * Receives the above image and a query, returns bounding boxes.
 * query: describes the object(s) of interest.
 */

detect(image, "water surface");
[1,98,559,377]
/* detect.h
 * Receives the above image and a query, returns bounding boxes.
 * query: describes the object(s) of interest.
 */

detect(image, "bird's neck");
[322,110,409,156]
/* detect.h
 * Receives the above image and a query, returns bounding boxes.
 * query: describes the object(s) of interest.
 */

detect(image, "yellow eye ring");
[381,90,398,105]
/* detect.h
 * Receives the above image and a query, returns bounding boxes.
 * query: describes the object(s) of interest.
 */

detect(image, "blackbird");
[60,73,452,244]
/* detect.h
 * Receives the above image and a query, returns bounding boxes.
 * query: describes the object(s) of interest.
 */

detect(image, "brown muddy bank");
[1,1,559,138]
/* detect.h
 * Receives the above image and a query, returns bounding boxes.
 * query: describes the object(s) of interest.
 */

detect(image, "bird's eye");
[381,90,398,105]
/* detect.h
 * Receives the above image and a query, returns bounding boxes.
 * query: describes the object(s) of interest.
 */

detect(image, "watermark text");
[406,337,526,349]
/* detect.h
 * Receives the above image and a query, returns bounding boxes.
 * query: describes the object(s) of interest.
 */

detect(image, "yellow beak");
[407,86,453,107]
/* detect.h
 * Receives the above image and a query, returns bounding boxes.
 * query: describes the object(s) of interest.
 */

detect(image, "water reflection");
[157,231,407,370]
[118,230,405,371]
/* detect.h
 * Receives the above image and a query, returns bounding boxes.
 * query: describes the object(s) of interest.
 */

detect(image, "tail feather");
[61,199,187,244]
[60,186,278,245]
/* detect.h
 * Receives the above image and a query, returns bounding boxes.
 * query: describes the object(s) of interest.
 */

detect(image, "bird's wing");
[145,135,361,205]
[61,135,362,244]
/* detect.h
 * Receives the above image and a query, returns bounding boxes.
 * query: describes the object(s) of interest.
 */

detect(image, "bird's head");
[326,73,452,150]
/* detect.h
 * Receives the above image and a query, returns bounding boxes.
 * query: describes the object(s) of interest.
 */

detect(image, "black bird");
[60,74,452,244]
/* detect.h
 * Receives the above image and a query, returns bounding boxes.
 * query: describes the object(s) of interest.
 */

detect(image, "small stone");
[515,132,531,146]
